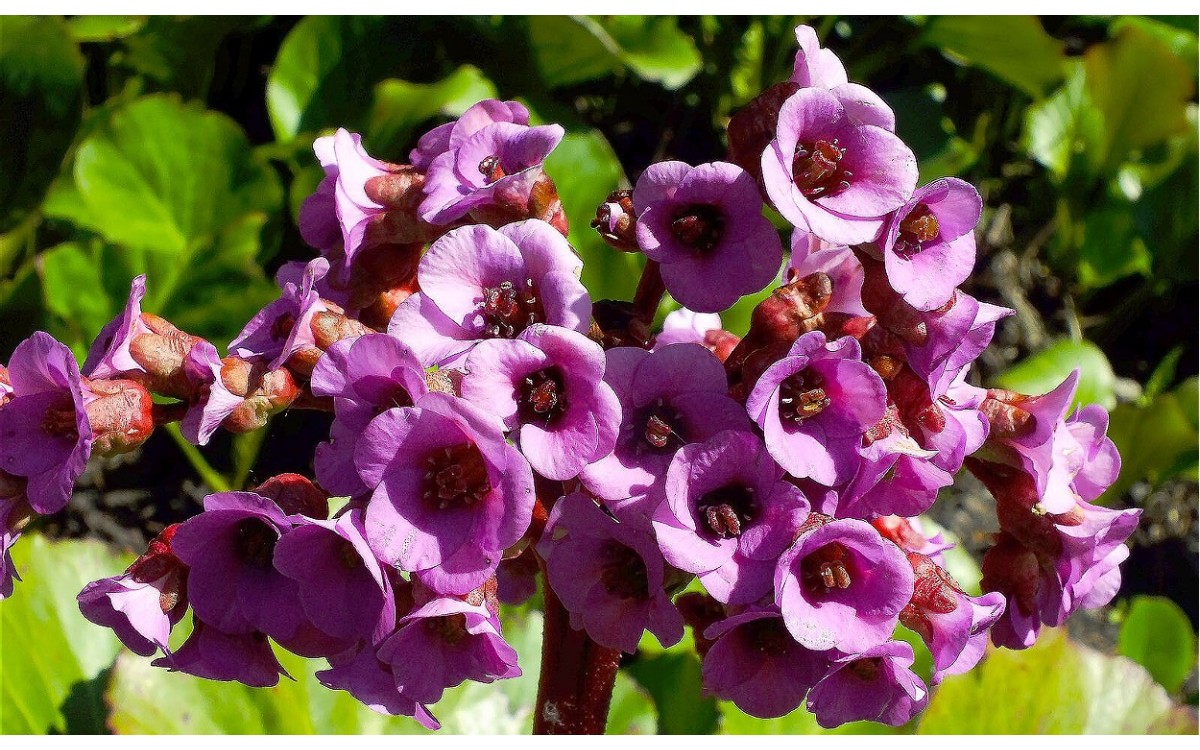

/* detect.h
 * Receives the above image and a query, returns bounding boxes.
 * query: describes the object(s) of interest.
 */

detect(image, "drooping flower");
[0,332,92,515]
[459,324,621,481]
[806,640,928,728]
[654,430,810,604]
[317,645,440,728]
[357,393,535,595]
[83,275,154,380]
[578,344,752,523]
[300,129,391,262]
[537,492,684,653]
[880,178,981,312]
[775,514,914,652]
[230,257,333,370]
[388,221,591,366]
[633,160,784,312]
[153,619,288,688]
[309,333,429,498]
[746,331,887,486]
[377,594,521,704]
[702,607,831,718]
[761,88,917,245]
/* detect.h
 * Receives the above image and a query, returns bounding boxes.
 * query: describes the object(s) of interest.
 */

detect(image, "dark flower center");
[480,279,544,339]
[270,311,297,340]
[697,483,757,539]
[518,367,567,425]
[478,155,508,184]
[670,203,725,251]
[639,400,686,452]
[426,613,470,645]
[744,617,793,657]
[423,443,492,510]
[895,204,940,259]
[41,396,80,439]
[846,657,882,681]
[800,542,854,595]
[599,542,650,600]
[337,538,363,571]
[779,369,830,423]
[235,517,278,569]
[792,139,852,198]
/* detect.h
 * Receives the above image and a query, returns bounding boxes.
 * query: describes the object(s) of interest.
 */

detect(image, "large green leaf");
[106,608,655,734]
[528,16,702,90]
[1118,595,1197,694]
[918,629,1196,733]
[625,651,719,734]
[366,67,498,160]
[42,94,282,349]
[0,535,134,734]
[1102,378,1199,501]
[1024,62,1106,183]
[922,16,1064,98]
[122,17,258,99]
[0,17,85,234]
[993,338,1117,411]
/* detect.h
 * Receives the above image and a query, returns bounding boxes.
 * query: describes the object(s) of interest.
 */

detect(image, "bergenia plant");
[0,25,1142,734]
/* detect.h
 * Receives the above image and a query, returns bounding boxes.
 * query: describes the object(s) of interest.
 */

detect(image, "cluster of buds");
[0,23,1140,733]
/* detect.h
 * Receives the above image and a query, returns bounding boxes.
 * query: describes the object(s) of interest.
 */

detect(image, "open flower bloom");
[776,514,914,652]
[389,221,590,366]
[318,645,440,728]
[153,619,288,688]
[747,331,887,486]
[357,393,535,595]
[300,129,391,262]
[702,607,831,718]
[806,640,928,728]
[84,275,153,380]
[761,88,917,245]
[537,492,684,653]
[633,160,783,312]
[654,430,810,604]
[411,99,531,171]
[790,25,848,88]
[0,332,93,515]
[460,324,621,481]
[578,344,751,522]
[230,257,333,370]
[787,230,868,317]
[310,333,429,497]
[880,178,981,312]
[377,595,521,705]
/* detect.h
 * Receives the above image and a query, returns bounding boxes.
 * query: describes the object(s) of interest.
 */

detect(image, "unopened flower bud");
[219,358,301,434]
[591,190,639,252]
[128,321,204,399]
[310,310,373,352]
[83,377,156,457]
[724,272,832,381]
[467,169,569,237]
[361,167,444,246]
[253,473,328,519]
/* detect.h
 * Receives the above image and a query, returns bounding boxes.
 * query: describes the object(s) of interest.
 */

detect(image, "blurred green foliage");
[0,14,1196,736]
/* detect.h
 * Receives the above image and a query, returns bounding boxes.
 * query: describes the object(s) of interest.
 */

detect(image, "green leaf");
[1076,201,1152,288]
[1024,62,1106,182]
[267,16,425,143]
[1,535,134,733]
[921,16,1064,98]
[625,651,719,734]
[0,17,85,233]
[66,16,147,42]
[993,338,1117,411]
[37,242,118,361]
[606,672,658,734]
[528,16,701,90]
[122,17,258,100]
[1118,595,1197,693]
[1102,378,1199,501]
[719,701,901,735]
[918,629,1196,733]
[43,95,282,349]
[366,66,498,159]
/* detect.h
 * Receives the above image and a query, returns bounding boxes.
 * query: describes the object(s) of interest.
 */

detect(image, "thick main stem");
[532,558,621,735]
[631,259,665,325]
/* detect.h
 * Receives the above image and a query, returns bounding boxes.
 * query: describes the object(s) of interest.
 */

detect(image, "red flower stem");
[532,555,622,735]
[631,259,665,325]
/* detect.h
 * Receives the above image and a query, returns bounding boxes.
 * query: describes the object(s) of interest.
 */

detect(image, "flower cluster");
[0,23,1140,734]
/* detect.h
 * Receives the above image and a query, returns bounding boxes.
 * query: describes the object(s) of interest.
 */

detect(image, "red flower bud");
[253,473,329,519]
[590,190,639,252]
[83,377,156,457]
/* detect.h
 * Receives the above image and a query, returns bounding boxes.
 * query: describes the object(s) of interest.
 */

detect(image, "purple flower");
[786,230,868,317]
[537,492,684,653]
[1,490,29,600]
[904,292,1013,397]
[775,515,914,652]
[317,646,440,728]
[169,491,305,641]
[0,332,92,515]
[746,331,887,486]
[153,619,288,688]
[230,257,333,370]
[880,178,981,311]
[460,324,621,481]
[654,308,723,349]
[83,275,153,380]
[78,571,186,657]
[300,129,389,261]
[179,341,243,446]
[835,428,950,519]
[377,595,521,704]
[578,344,751,523]
[790,25,848,88]
[310,333,429,498]
[653,430,810,604]
[761,88,917,245]
[410,99,531,171]
[916,367,989,474]
[388,221,591,366]
[273,509,394,646]
[357,393,535,595]
[633,160,784,312]
[702,607,831,719]
[1042,404,1122,514]
[806,641,928,728]
[418,109,563,225]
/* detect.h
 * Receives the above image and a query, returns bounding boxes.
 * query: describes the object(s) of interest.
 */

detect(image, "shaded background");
[0,15,1196,734]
